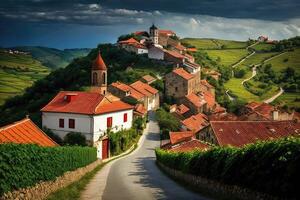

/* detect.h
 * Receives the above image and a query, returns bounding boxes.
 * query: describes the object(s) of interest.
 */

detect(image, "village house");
[165,68,201,99]
[181,113,209,137]
[199,120,300,147]
[0,117,58,147]
[118,37,148,54]
[140,74,157,85]
[241,102,298,121]
[161,131,210,152]
[169,104,191,120]
[108,80,159,111]
[41,52,135,159]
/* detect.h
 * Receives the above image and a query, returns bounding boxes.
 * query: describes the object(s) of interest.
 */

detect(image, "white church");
[41,51,134,159]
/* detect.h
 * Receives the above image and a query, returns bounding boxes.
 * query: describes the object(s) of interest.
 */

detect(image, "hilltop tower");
[149,24,158,45]
[91,51,107,95]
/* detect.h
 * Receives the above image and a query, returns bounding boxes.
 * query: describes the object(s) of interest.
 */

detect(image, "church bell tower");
[149,24,158,45]
[91,51,107,95]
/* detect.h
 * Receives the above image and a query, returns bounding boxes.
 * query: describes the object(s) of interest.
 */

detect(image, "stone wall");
[0,160,102,200]
[157,161,280,200]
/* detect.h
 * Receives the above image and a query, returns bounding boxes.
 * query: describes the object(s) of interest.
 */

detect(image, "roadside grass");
[204,49,249,67]
[46,143,139,200]
[274,92,300,109]
[0,52,50,105]
[263,48,300,73]
[251,43,275,51]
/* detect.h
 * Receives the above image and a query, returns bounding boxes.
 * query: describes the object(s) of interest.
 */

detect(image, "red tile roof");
[130,81,158,97]
[110,81,145,100]
[174,44,186,51]
[165,50,186,59]
[158,30,175,36]
[92,51,107,70]
[141,75,156,83]
[173,68,194,80]
[245,102,274,120]
[176,104,190,115]
[200,80,214,89]
[41,91,133,115]
[0,118,58,147]
[202,91,215,108]
[169,131,195,145]
[185,93,206,108]
[134,104,147,116]
[210,120,300,147]
[182,113,209,132]
[118,37,139,44]
[209,113,239,121]
[169,139,210,152]
[187,47,197,52]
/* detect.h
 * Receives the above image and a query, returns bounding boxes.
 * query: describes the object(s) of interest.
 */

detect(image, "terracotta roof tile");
[173,68,194,80]
[0,118,58,147]
[41,91,133,115]
[134,104,147,116]
[245,102,274,120]
[92,51,107,70]
[158,30,175,36]
[202,91,215,108]
[176,104,190,115]
[182,113,209,132]
[141,75,156,82]
[169,139,210,152]
[187,48,197,52]
[200,80,214,89]
[210,120,300,147]
[130,81,158,97]
[185,93,206,107]
[169,131,194,145]
[118,37,139,44]
[165,50,185,59]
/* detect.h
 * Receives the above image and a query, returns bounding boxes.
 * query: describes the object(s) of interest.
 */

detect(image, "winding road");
[263,87,284,103]
[81,112,208,200]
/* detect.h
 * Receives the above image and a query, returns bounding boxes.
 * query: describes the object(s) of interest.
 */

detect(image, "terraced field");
[181,38,248,49]
[236,52,279,68]
[0,52,49,105]
[204,49,249,67]
[264,48,300,73]
[275,92,300,109]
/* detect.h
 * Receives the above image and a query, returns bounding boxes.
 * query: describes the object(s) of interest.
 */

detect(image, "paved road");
[102,113,208,200]
[241,65,258,85]
[264,87,284,103]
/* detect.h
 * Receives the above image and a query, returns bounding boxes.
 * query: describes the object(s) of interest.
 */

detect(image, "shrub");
[64,132,87,146]
[0,144,97,195]
[155,108,180,131]
[155,137,300,199]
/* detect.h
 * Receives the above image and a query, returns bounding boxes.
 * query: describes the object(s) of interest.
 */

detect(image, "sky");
[0,0,300,49]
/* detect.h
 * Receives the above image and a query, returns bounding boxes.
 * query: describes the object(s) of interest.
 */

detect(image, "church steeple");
[91,51,107,95]
[149,24,158,45]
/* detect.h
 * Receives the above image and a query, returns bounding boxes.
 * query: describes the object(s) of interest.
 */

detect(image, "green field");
[204,49,249,67]
[236,52,279,68]
[181,38,248,49]
[0,52,49,105]
[264,48,300,73]
[251,43,275,51]
[274,92,300,109]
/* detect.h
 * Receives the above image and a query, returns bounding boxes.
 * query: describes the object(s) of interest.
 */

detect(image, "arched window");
[92,72,98,85]
[102,72,106,84]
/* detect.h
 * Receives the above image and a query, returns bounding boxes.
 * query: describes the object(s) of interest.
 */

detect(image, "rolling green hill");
[12,46,91,69]
[0,47,91,105]
[0,51,50,105]
[184,37,300,110]
[0,44,172,126]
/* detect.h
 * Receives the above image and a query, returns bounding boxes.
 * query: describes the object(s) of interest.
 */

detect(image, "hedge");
[0,144,97,195]
[155,137,300,199]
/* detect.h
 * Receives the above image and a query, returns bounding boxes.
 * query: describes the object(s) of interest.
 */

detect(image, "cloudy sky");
[0,0,299,49]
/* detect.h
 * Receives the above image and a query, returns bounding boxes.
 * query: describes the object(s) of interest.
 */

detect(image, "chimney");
[64,93,77,103]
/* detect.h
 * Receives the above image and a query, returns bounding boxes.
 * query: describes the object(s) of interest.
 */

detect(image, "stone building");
[165,68,201,99]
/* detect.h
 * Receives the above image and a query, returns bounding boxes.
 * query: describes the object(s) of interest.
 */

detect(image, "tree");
[234,68,246,78]
[64,132,87,146]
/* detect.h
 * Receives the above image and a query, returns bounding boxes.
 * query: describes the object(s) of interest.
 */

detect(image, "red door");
[102,138,109,159]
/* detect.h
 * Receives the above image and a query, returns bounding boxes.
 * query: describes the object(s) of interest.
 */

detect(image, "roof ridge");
[0,118,30,131]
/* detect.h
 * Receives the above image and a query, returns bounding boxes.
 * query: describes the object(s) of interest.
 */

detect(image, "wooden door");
[102,138,109,159]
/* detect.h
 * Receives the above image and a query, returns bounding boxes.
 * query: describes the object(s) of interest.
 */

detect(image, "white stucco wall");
[137,48,148,54]
[42,109,133,142]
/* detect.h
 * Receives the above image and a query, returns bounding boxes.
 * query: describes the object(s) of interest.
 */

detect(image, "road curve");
[241,65,258,85]
[102,112,208,200]
[264,87,284,103]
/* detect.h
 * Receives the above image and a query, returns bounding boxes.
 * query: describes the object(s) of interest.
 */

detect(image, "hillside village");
[0,24,299,199]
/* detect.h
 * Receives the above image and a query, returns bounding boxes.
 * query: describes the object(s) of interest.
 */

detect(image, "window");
[175,87,178,92]
[69,119,75,129]
[102,72,106,84]
[107,117,113,128]
[59,119,64,128]
[92,72,98,85]
[123,113,128,122]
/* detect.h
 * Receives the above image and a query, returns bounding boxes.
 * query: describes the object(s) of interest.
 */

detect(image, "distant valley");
[0,47,90,105]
